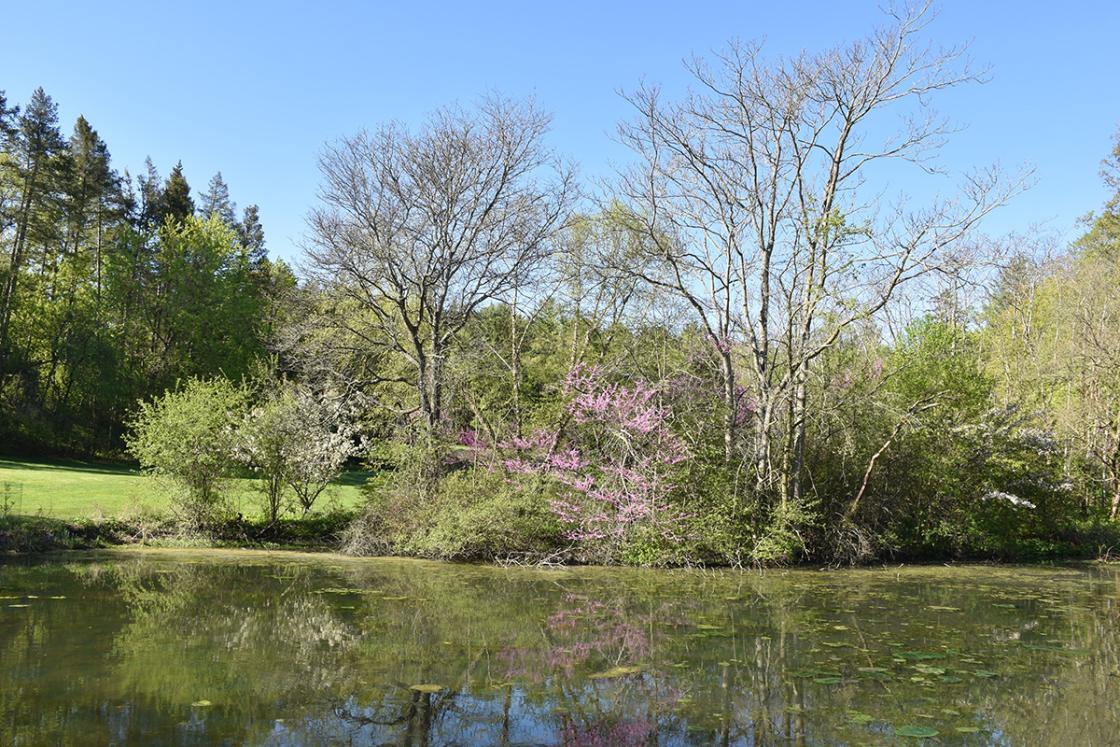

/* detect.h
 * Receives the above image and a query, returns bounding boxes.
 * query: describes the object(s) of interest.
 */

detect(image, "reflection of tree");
[5,556,1120,745]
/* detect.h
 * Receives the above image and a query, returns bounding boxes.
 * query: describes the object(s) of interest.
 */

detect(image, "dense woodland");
[0,87,292,453]
[4,6,1120,564]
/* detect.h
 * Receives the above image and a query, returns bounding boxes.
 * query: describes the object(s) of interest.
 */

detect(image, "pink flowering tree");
[481,364,690,561]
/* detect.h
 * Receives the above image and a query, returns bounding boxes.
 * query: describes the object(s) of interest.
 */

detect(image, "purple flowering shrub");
[464,364,691,562]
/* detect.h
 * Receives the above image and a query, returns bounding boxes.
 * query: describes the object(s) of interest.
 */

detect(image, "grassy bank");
[0,512,356,554]
[0,456,369,519]
[4,455,1119,565]
[0,456,368,554]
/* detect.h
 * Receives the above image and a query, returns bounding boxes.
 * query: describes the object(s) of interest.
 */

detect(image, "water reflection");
[1,551,1119,745]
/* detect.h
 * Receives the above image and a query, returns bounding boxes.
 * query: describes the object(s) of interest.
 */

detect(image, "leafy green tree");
[126,377,247,525]
[151,215,266,384]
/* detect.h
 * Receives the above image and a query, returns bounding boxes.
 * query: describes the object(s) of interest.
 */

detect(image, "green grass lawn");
[0,457,370,520]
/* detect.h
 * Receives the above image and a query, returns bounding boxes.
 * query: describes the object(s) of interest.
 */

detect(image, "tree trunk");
[510,287,522,437]
[720,350,737,463]
[0,170,38,360]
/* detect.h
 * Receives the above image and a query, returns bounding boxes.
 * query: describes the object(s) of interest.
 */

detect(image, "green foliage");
[0,87,281,456]
[345,461,562,562]
[237,391,294,524]
[126,378,247,526]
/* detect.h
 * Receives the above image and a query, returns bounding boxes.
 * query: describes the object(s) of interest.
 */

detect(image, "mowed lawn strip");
[0,457,369,519]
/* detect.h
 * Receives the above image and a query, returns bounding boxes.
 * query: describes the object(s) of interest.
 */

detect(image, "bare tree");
[307,97,574,438]
[614,2,1024,505]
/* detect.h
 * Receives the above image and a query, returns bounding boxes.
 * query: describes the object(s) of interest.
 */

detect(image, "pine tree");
[66,115,118,295]
[157,161,194,225]
[0,91,21,242]
[238,203,266,265]
[0,87,66,362]
[138,157,162,229]
[200,171,236,227]
[0,90,17,145]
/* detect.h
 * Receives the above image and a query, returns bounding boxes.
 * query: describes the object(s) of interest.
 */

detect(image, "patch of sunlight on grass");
[0,457,370,519]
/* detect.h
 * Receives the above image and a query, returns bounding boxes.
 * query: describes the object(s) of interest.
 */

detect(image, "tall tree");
[614,4,1018,505]
[137,157,162,229]
[238,203,266,265]
[157,161,194,225]
[0,87,66,365]
[0,91,21,268]
[307,97,574,436]
[199,171,236,227]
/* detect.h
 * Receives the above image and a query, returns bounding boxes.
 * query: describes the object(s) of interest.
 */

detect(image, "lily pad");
[588,665,641,679]
[191,699,213,707]
[408,683,444,693]
[896,725,939,738]
[900,651,945,661]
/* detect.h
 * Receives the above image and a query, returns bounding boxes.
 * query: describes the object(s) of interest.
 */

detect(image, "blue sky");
[3,1,1117,262]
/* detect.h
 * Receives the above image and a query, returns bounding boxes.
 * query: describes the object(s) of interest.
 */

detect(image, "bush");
[126,377,246,527]
[237,382,364,524]
[342,464,563,561]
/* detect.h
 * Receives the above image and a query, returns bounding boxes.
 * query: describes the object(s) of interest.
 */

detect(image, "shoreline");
[2,513,1112,568]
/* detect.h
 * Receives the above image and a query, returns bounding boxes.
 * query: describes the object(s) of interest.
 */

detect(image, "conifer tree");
[138,157,162,229]
[158,161,194,225]
[238,203,266,265]
[200,171,236,227]
[0,88,66,362]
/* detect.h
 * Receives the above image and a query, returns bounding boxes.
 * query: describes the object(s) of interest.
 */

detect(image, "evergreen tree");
[238,203,266,265]
[200,171,236,227]
[0,91,21,243]
[0,87,66,363]
[0,90,17,145]
[138,157,162,229]
[157,161,194,225]
[64,115,118,294]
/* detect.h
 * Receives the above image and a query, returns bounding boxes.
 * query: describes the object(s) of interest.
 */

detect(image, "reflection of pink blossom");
[562,718,656,747]
[497,595,651,684]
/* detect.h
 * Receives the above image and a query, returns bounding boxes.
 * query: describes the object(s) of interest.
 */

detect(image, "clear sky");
[3,1,1117,262]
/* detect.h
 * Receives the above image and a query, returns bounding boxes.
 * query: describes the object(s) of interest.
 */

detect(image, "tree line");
[6,3,1120,564]
[0,87,293,453]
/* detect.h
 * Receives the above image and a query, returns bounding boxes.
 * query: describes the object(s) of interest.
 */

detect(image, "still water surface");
[2,549,1119,745]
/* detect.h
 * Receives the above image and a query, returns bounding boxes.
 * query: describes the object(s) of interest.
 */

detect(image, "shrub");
[237,382,364,524]
[342,464,563,561]
[126,378,246,527]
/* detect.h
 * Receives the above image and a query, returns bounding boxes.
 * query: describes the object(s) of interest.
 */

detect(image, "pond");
[1,550,1118,745]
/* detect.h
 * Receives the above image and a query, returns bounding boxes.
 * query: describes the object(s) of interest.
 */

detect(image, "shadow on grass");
[333,469,375,488]
[0,510,360,554]
[0,457,139,477]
